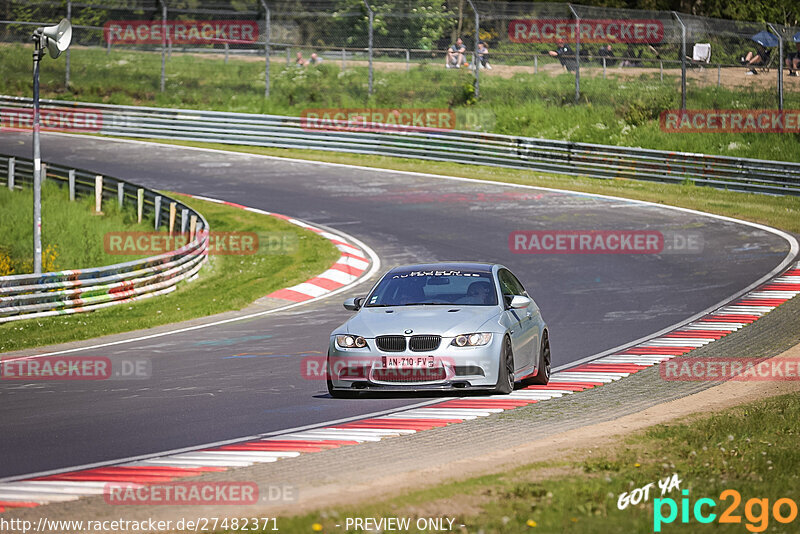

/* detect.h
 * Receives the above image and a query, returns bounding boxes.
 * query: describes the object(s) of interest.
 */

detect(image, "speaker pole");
[32,36,44,274]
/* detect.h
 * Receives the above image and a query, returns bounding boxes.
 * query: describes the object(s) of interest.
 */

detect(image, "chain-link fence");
[1,1,799,146]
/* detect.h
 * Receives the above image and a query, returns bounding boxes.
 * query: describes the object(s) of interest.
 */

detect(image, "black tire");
[493,336,515,395]
[527,332,551,385]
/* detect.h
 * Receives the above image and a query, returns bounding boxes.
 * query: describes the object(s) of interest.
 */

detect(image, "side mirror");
[509,295,532,309]
[343,297,364,311]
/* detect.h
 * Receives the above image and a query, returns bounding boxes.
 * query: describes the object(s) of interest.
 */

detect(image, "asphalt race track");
[0,132,793,479]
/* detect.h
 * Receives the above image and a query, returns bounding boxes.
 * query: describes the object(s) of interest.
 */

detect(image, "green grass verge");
[128,139,800,234]
[1,44,798,162]
[0,193,341,353]
[0,180,153,274]
[268,392,800,533]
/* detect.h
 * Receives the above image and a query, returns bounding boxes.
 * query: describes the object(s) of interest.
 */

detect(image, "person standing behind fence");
[446,38,467,68]
[548,40,576,72]
[598,44,615,67]
[786,42,800,77]
[478,41,491,70]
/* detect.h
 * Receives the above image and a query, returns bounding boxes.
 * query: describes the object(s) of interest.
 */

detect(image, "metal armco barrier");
[2,96,800,196]
[0,154,209,324]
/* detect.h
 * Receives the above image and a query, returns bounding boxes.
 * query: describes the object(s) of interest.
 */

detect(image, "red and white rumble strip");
[176,194,371,303]
[1,256,798,511]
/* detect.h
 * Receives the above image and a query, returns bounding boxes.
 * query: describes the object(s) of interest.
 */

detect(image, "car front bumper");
[327,335,503,391]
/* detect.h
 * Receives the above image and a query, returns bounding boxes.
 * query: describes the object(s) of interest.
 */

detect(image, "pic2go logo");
[654,489,799,532]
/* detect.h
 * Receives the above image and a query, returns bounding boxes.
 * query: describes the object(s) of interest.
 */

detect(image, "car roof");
[388,262,496,273]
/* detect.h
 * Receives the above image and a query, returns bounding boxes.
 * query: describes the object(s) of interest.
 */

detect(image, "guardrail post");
[137,188,144,223]
[68,169,75,200]
[7,157,14,191]
[190,214,197,240]
[95,175,103,213]
[117,182,124,208]
[364,0,373,96]
[154,195,162,230]
[672,12,687,110]
[181,208,189,233]
[41,163,46,183]
[169,202,176,234]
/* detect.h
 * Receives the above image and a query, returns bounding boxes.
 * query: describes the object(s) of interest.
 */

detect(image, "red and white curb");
[175,194,371,303]
[2,262,798,512]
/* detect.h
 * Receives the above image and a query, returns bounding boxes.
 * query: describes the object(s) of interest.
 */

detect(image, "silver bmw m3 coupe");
[327,262,550,397]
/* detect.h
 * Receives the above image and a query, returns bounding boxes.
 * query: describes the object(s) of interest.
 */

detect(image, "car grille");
[409,335,441,352]
[376,335,406,352]
[372,367,447,382]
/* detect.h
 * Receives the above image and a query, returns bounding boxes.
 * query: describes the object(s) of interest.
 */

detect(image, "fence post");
[767,23,783,111]
[107,35,112,55]
[286,46,290,66]
[190,214,197,241]
[534,54,538,74]
[717,64,721,87]
[137,188,144,223]
[68,169,75,200]
[41,163,46,183]
[154,195,162,230]
[224,42,229,63]
[672,12,687,110]
[169,202,176,234]
[94,175,103,213]
[660,60,663,82]
[65,0,71,89]
[158,0,167,92]
[405,49,409,71]
[7,157,14,191]
[364,0,373,96]
[342,48,346,70]
[181,208,189,233]
[117,182,124,208]
[602,57,606,79]
[260,0,271,97]
[466,0,479,98]
[568,4,580,104]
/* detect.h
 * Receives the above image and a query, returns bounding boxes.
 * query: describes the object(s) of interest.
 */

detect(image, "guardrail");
[1,96,800,196]
[0,154,209,324]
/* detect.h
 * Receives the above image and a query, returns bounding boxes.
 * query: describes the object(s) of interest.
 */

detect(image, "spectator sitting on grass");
[295,51,307,67]
[548,40,576,72]
[309,53,322,65]
[446,38,467,68]
[786,42,800,77]
[478,41,491,69]
[621,44,642,67]
[741,44,770,75]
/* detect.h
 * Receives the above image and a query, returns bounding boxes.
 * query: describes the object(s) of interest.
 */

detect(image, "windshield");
[366,269,498,307]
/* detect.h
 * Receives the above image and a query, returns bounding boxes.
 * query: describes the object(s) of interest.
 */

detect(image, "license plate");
[382,356,435,368]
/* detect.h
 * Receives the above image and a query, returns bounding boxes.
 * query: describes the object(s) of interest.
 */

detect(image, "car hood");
[342,306,502,338]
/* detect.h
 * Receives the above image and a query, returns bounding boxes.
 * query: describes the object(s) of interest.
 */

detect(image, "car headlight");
[451,333,492,347]
[336,335,368,348]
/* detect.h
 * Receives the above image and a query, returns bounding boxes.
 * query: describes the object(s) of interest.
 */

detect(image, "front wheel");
[493,336,515,395]
[526,332,551,386]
